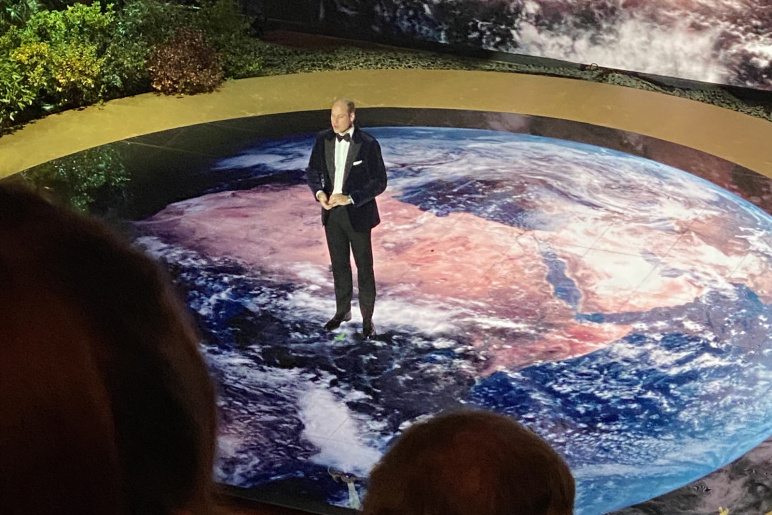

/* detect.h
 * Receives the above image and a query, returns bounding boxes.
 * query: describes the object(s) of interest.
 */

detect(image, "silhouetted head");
[0,185,217,515]
[362,410,575,515]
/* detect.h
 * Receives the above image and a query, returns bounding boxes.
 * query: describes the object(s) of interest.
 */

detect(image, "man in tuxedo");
[306,99,387,339]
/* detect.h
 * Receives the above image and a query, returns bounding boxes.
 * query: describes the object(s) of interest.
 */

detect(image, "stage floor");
[3,71,772,515]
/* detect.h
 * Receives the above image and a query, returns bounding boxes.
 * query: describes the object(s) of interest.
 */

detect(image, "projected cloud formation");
[322,0,772,90]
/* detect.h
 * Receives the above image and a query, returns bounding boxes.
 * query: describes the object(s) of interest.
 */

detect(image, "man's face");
[331,102,354,134]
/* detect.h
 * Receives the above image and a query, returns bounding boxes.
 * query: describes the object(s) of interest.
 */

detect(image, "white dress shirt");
[333,126,355,195]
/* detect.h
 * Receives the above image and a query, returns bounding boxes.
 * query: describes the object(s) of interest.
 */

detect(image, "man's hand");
[316,191,332,210]
[329,193,352,207]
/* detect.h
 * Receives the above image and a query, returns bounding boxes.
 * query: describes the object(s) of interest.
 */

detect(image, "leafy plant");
[193,0,261,78]
[1,0,264,128]
[99,35,151,97]
[0,29,44,126]
[0,56,37,125]
[100,0,191,97]
[111,0,190,45]
[9,3,113,108]
[22,2,113,46]
[0,0,40,33]
[148,27,223,95]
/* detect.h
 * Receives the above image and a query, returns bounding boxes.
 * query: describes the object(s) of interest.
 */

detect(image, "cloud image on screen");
[323,0,772,91]
[133,127,772,514]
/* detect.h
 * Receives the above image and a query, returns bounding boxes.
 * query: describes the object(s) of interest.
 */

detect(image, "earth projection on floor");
[134,127,772,514]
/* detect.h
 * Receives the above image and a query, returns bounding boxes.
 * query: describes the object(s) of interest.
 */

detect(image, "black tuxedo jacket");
[306,127,388,233]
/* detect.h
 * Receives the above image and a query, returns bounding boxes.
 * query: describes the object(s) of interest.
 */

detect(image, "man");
[361,410,576,515]
[306,99,387,338]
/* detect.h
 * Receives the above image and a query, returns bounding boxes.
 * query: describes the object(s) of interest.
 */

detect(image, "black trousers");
[325,206,376,321]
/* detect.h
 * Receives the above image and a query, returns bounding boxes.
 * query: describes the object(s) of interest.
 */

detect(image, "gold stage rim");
[1,69,771,179]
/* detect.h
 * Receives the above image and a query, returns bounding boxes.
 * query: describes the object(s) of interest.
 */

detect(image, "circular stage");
[3,72,772,515]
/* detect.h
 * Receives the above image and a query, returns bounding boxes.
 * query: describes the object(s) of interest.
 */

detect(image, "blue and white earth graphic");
[133,127,772,514]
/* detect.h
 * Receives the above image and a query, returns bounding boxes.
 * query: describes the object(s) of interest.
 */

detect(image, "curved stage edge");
[2,72,772,515]
[2,70,772,180]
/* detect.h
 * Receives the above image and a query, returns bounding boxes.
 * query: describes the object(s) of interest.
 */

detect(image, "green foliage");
[21,143,130,213]
[0,0,40,33]
[112,0,189,45]
[0,27,39,125]
[149,27,223,95]
[22,2,112,46]
[99,33,151,97]
[0,57,36,124]
[100,0,191,97]
[0,0,266,129]
[0,3,113,126]
[14,38,104,106]
[193,0,261,78]
[5,3,113,110]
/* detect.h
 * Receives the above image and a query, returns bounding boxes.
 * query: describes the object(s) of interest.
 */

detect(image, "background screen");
[273,0,772,91]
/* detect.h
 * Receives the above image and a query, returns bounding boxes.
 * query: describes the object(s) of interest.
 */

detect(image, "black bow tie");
[336,133,351,143]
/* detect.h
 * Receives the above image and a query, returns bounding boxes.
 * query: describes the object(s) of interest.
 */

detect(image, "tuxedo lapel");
[324,136,335,187]
[342,139,361,188]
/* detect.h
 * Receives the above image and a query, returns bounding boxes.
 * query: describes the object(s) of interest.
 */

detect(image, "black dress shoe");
[324,311,351,331]
[362,321,376,339]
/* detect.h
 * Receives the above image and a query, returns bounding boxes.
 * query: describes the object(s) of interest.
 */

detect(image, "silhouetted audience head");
[0,185,217,515]
[362,410,575,515]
